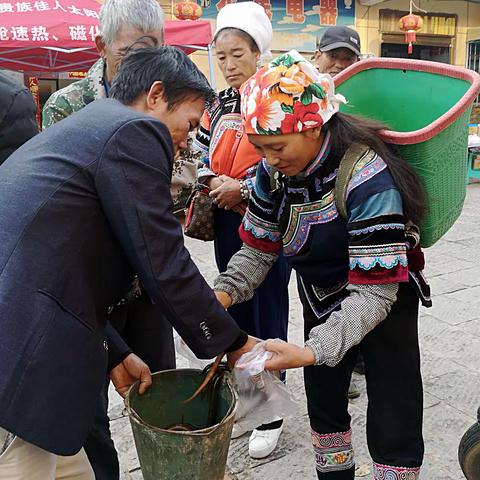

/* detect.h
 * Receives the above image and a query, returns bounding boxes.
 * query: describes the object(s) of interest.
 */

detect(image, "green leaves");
[257,125,270,135]
[281,104,294,114]
[300,83,326,105]
[309,83,326,99]
[257,125,282,135]
[271,53,296,69]
[300,88,312,105]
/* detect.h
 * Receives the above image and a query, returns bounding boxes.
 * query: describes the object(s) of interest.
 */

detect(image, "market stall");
[0,0,213,73]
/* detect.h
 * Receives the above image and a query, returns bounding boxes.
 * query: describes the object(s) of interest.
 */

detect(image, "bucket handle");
[205,373,236,434]
[124,385,147,427]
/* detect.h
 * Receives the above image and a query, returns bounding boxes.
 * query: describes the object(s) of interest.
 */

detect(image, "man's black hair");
[110,46,216,109]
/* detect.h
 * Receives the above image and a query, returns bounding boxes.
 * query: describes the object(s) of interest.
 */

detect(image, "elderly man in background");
[42,0,163,126]
[314,25,360,77]
[42,2,173,479]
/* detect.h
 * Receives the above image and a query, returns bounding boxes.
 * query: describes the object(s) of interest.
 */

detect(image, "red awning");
[0,0,212,72]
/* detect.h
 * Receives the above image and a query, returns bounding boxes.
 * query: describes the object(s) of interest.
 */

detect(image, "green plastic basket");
[335,58,480,247]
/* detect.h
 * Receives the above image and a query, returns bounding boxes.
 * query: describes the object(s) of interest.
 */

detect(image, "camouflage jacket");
[41,59,106,129]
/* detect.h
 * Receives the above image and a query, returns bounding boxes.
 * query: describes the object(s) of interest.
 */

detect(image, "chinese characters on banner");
[200,0,355,51]
[0,1,100,43]
[319,0,337,25]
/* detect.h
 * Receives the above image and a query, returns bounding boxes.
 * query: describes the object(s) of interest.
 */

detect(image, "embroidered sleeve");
[243,164,258,191]
[239,160,283,253]
[346,153,408,285]
[214,244,278,305]
[305,283,398,366]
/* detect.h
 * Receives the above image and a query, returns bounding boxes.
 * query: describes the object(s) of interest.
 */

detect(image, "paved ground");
[112,183,480,479]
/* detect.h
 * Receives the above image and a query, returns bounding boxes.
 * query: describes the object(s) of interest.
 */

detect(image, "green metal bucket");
[125,369,236,480]
[335,58,480,247]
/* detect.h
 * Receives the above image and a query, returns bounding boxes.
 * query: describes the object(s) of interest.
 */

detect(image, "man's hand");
[263,340,316,371]
[110,353,152,397]
[210,175,242,210]
[226,335,258,369]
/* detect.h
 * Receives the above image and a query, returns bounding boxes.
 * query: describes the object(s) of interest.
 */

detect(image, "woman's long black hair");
[326,112,426,226]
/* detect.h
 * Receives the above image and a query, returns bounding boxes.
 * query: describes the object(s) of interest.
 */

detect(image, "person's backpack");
[334,143,374,221]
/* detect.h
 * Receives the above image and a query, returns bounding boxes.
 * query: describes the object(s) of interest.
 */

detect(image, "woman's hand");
[263,340,316,371]
[206,176,224,190]
[210,175,242,210]
[214,290,232,309]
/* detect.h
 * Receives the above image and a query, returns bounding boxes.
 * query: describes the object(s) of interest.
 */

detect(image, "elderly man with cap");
[314,25,361,77]
[193,1,291,460]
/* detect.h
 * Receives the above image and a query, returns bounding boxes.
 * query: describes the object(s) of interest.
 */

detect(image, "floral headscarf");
[240,50,347,135]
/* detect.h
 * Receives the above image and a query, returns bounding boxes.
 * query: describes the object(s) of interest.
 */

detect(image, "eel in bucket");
[166,353,226,432]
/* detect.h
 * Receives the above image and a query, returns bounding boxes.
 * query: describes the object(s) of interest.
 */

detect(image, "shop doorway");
[381,43,450,63]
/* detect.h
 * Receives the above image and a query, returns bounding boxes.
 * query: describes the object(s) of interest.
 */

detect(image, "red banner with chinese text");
[0,0,100,48]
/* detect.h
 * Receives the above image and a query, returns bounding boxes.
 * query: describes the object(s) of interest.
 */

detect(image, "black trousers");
[214,208,290,342]
[84,295,176,480]
[301,282,424,479]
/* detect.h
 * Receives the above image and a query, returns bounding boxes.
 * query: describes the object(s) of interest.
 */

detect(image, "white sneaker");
[248,424,283,459]
[230,422,251,439]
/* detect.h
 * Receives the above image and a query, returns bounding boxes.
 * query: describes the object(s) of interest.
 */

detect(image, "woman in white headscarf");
[193,2,290,460]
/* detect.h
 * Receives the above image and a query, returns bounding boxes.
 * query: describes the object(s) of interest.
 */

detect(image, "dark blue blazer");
[0,99,242,455]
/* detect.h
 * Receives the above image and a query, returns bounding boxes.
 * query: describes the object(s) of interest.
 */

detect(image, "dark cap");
[317,26,361,56]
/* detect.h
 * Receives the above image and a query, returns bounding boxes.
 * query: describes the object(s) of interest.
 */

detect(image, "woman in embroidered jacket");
[192,2,291,458]
[214,50,430,479]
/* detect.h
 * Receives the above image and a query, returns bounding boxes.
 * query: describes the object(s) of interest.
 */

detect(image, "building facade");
[168,0,480,88]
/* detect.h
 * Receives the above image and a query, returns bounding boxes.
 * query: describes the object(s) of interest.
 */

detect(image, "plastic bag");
[174,332,212,370]
[232,340,298,431]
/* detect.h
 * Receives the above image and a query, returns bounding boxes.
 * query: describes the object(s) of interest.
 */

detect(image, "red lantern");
[173,0,203,20]
[399,13,423,54]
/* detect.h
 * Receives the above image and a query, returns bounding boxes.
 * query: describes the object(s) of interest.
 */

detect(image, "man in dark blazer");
[0,47,254,479]
[0,72,38,165]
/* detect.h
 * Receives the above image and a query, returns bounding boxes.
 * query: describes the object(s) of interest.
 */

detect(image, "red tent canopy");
[0,0,212,72]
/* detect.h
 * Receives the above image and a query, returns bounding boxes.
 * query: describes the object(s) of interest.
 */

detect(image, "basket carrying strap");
[335,143,373,220]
